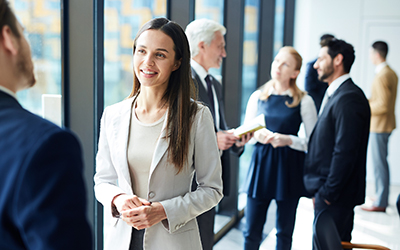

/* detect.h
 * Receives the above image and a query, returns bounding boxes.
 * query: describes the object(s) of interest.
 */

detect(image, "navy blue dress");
[244,95,310,200]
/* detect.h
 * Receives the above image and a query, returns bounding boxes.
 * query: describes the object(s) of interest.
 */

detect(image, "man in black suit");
[303,38,370,248]
[185,18,253,250]
[0,1,92,249]
[304,34,334,112]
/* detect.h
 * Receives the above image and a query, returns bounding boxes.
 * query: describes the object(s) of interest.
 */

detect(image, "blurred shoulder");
[101,97,134,122]
[104,97,134,113]
[302,93,314,102]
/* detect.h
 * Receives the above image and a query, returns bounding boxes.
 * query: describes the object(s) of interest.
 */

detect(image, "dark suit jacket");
[305,59,328,112]
[0,90,92,250]
[304,78,371,208]
[192,68,243,196]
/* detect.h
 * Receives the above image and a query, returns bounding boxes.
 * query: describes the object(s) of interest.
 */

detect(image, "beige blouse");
[127,106,166,199]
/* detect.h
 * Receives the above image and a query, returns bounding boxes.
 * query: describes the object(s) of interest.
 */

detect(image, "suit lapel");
[149,111,169,176]
[192,68,219,130]
[0,91,21,109]
[211,78,228,130]
[310,79,353,140]
[192,69,210,105]
[111,98,134,187]
[112,97,169,187]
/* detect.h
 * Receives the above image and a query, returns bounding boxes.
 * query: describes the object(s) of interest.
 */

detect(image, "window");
[194,0,224,78]
[104,0,167,107]
[239,0,260,208]
[273,0,285,56]
[10,0,62,118]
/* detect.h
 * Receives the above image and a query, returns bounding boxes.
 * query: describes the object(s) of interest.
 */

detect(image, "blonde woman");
[242,46,317,250]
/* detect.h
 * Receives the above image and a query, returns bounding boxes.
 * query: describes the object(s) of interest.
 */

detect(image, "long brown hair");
[259,46,305,107]
[128,18,198,173]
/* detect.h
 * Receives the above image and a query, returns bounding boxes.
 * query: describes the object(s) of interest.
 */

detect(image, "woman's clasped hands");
[113,194,167,230]
[254,128,292,148]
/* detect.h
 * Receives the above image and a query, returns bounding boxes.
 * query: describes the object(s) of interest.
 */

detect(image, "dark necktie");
[205,74,215,120]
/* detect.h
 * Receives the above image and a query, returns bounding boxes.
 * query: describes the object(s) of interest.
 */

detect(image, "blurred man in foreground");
[0,1,92,249]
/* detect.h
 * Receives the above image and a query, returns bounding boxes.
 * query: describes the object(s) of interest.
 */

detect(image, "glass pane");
[194,0,224,78]
[104,0,167,107]
[238,0,259,204]
[10,0,62,117]
[273,0,285,56]
[194,0,224,24]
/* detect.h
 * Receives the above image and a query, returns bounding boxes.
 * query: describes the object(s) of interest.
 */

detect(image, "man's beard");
[318,62,334,82]
[16,44,36,88]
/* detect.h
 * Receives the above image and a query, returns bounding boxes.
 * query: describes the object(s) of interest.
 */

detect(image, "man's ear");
[198,41,205,51]
[333,53,343,67]
[0,25,19,55]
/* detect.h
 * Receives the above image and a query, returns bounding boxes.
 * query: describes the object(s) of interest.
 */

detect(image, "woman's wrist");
[153,202,167,221]
[111,193,126,217]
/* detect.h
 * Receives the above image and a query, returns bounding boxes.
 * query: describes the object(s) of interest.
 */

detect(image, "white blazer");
[94,97,223,250]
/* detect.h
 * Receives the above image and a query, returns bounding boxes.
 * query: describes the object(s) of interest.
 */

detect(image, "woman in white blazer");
[94,18,223,250]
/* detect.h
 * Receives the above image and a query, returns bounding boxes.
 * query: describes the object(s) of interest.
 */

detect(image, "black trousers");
[313,193,354,250]
[129,227,145,250]
[197,207,216,250]
[192,172,216,250]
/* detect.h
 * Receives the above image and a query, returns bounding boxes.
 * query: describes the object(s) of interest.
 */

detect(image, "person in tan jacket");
[362,41,398,212]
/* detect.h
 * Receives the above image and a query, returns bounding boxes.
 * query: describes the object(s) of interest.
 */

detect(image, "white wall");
[294,0,400,185]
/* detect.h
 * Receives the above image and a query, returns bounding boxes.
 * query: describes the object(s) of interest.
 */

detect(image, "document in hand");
[234,114,266,137]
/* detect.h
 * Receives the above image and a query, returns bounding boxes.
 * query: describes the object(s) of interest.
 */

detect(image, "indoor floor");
[215,183,400,250]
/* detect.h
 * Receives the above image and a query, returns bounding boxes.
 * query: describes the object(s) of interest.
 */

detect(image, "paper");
[234,114,266,137]
[42,94,62,127]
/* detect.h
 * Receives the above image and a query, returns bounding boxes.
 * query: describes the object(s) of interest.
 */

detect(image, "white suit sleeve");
[94,107,127,215]
[289,95,317,152]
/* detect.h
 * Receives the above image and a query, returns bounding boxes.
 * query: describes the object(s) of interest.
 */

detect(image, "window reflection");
[194,0,224,78]
[10,0,62,116]
[239,0,259,201]
[104,0,167,107]
[273,0,285,56]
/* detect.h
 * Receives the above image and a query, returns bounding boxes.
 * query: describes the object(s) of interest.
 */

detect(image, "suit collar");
[310,78,354,139]
[375,62,388,74]
[326,74,350,98]
[0,86,18,100]
[191,59,210,93]
[268,84,293,97]
[0,90,22,110]
[192,68,221,130]
[149,113,169,175]
[326,78,353,104]
[191,59,208,79]
[111,97,169,186]
[111,98,135,187]
[192,69,209,103]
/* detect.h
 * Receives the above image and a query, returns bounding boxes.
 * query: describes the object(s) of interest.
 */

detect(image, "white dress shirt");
[191,59,221,128]
[375,61,388,74]
[319,74,350,115]
[0,86,17,100]
[244,87,317,152]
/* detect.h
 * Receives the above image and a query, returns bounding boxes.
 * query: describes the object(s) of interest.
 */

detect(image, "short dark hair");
[0,0,20,38]
[320,38,355,73]
[319,33,334,46]
[372,41,388,59]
